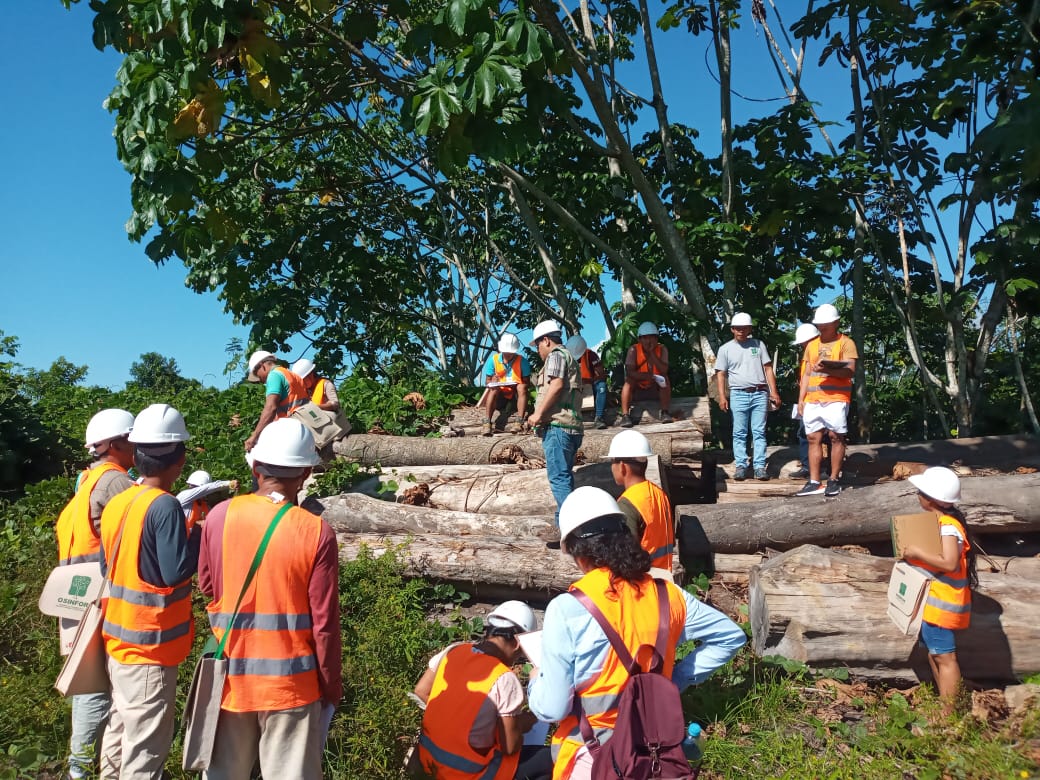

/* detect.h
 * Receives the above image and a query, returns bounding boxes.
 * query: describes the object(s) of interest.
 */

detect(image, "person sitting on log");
[566,335,609,429]
[481,333,532,436]
[414,601,551,780]
[620,322,672,428]
[605,430,675,572]
[901,467,977,716]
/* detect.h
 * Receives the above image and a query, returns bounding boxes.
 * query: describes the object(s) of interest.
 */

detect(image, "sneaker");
[733,466,748,481]
[481,421,493,437]
[824,480,842,497]
[593,417,608,430]
[788,466,810,480]
[659,410,673,423]
[755,468,770,481]
[545,540,562,550]
[620,412,635,428]
[795,480,825,497]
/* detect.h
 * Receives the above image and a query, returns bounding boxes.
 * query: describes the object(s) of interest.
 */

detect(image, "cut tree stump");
[749,545,1040,683]
[677,473,1040,554]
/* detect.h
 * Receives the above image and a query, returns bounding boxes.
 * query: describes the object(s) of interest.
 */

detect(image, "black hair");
[566,526,651,585]
[134,443,186,476]
[614,458,648,477]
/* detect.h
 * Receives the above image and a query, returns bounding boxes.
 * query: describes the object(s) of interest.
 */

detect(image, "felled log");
[449,397,712,434]
[749,545,1040,683]
[334,430,703,466]
[678,473,1040,554]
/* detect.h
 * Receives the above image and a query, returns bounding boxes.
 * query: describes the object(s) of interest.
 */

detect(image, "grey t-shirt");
[88,467,135,532]
[715,339,772,389]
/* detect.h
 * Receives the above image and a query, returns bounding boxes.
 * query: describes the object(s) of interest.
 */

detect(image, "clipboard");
[891,512,942,558]
[818,359,847,370]
[516,630,543,667]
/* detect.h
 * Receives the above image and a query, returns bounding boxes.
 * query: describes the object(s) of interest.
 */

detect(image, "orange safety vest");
[632,343,664,390]
[272,365,309,418]
[101,485,194,665]
[620,480,675,570]
[207,495,323,712]
[185,499,209,531]
[803,335,855,403]
[56,463,124,566]
[311,377,329,406]
[909,514,972,630]
[551,568,687,780]
[490,353,524,400]
[418,644,520,780]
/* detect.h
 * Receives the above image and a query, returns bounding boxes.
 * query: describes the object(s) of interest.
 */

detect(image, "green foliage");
[307,460,381,497]
[339,370,472,436]
[127,352,198,394]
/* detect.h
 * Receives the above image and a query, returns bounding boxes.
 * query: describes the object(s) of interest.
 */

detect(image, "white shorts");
[803,402,848,435]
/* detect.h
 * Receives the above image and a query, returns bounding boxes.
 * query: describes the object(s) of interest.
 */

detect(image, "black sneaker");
[755,468,770,481]
[824,480,842,497]
[795,480,824,497]
[788,466,810,480]
[620,413,635,428]
[545,540,562,550]
[593,417,608,430]
[733,466,748,481]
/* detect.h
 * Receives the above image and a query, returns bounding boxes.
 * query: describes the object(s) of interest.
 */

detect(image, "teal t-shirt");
[265,368,290,400]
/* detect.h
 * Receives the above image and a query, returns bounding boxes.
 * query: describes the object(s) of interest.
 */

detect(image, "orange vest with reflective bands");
[620,480,675,570]
[207,495,323,712]
[311,377,329,406]
[551,568,687,780]
[803,335,855,403]
[418,643,520,780]
[272,366,309,418]
[910,513,972,630]
[633,343,663,390]
[491,353,523,400]
[101,485,194,665]
[56,463,125,566]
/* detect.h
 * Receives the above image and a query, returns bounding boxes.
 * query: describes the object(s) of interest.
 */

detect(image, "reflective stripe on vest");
[273,366,309,418]
[100,485,195,665]
[418,644,520,780]
[620,480,675,570]
[56,463,124,566]
[910,514,972,630]
[550,569,687,780]
[633,343,663,390]
[206,494,323,712]
[803,335,854,403]
[491,354,522,399]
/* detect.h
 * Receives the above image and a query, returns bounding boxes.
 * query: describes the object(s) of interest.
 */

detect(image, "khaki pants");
[204,700,324,780]
[99,659,178,780]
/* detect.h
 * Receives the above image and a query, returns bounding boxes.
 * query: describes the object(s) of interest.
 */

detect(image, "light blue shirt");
[264,367,290,400]
[527,580,746,722]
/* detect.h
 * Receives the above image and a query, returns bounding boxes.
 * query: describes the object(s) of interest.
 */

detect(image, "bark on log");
[678,473,1040,554]
[749,545,1040,683]
[334,430,703,466]
[450,397,712,434]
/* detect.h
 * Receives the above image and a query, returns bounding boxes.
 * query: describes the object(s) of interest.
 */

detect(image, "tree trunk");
[678,473,1040,554]
[749,545,1040,683]
[450,397,711,433]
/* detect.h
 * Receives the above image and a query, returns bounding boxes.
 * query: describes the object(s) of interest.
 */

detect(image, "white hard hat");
[292,358,316,379]
[558,486,628,547]
[812,303,840,325]
[487,601,536,633]
[85,409,135,449]
[249,418,320,468]
[186,470,212,487]
[908,466,961,504]
[497,333,522,353]
[731,312,753,327]
[529,320,562,346]
[247,350,276,382]
[128,404,191,444]
[637,321,659,337]
[792,323,820,345]
[604,429,653,460]
[566,335,588,360]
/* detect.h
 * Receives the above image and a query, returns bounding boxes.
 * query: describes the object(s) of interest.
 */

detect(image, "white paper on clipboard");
[517,630,543,667]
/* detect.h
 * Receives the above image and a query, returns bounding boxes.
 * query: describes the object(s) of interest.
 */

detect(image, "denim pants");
[68,692,111,778]
[591,380,607,419]
[730,390,768,470]
[539,425,582,524]
[797,419,808,465]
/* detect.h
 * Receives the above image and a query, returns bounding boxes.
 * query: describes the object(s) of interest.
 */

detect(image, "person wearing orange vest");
[56,409,136,779]
[787,324,820,480]
[796,304,859,498]
[480,333,532,436]
[175,470,239,530]
[98,404,199,780]
[199,418,342,779]
[901,467,976,716]
[244,350,309,453]
[292,357,341,413]
[604,430,675,572]
[414,601,551,780]
[529,488,744,780]
[566,335,608,429]
[620,322,672,428]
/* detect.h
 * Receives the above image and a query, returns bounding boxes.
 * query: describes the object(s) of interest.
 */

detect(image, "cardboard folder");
[891,512,942,559]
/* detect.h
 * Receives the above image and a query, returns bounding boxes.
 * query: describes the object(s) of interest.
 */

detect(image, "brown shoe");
[481,421,493,437]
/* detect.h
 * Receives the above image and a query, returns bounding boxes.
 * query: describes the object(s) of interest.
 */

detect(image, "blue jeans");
[730,390,768,470]
[68,692,110,777]
[797,419,808,465]
[539,425,583,524]
[590,380,607,419]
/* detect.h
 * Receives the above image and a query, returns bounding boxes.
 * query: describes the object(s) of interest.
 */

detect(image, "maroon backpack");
[571,579,696,780]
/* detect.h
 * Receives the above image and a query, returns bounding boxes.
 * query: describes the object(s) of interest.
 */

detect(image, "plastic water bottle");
[682,722,704,772]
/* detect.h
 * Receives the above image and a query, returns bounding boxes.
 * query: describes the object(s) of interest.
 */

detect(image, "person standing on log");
[901,467,977,716]
[787,323,819,480]
[566,335,609,429]
[714,312,781,482]
[481,333,532,436]
[527,321,583,530]
[527,487,745,780]
[414,601,552,780]
[606,430,675,571]
[795,304,858,497]
[244,350,309,453]
[620,322,672,428]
